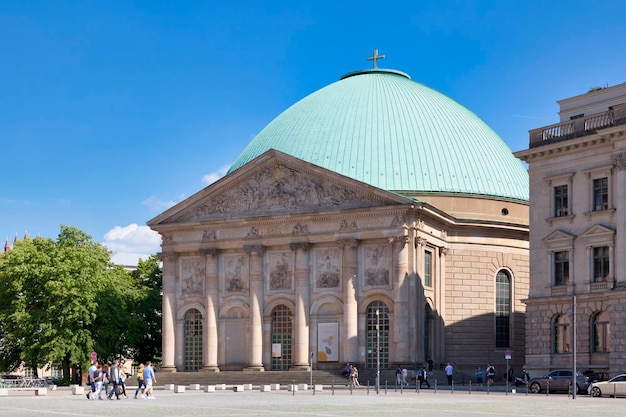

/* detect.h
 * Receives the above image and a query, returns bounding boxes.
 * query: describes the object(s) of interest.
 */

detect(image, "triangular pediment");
[580,224,614,238]
[542,229,576,243]
[149,150,412,226]
[541,229,576,249]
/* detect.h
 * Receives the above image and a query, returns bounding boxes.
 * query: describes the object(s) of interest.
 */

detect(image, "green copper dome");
[228,68,528,202]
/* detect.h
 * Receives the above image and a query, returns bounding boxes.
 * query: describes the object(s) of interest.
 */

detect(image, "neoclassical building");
[148,63,530,373]
[515,83,626,377]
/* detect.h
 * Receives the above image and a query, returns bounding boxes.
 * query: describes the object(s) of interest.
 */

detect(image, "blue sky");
[2,1,625,264]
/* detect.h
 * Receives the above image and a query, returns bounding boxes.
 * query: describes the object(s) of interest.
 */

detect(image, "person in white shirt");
[445,363,454,385]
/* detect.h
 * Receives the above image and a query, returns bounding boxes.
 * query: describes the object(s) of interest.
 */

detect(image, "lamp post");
[376,308,380,395]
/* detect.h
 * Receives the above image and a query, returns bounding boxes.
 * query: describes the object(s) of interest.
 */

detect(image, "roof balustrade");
[529,103,626,147]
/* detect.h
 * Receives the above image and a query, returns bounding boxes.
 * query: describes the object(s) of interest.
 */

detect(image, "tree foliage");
[0,225,162,379]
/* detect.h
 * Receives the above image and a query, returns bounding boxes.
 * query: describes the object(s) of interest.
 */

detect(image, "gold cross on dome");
[366,49,385,68]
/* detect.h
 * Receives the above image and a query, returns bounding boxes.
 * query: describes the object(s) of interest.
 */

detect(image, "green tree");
[127,255,162,364]
[0,225,131,378]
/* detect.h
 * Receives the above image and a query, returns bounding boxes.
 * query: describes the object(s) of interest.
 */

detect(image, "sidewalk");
[0,385,621,417]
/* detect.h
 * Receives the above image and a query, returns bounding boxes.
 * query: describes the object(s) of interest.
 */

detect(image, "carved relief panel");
[315,248,341,289]
[221,253,249,295]
[180,257,205,297]
[188,163,377,221]
[267,250,294,292]
[363,245,390,287]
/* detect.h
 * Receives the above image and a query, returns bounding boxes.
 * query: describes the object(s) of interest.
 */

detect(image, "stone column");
[245,245,265,371]
[613,154,626,286]
[202,248,220,372]
[158,251,177,372]
[390,236,410,363]
[291,242,311,369]
[339,239,359,364]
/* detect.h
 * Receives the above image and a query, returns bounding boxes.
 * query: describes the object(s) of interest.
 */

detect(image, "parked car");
[589,374,626,397]
[528,369,590,394]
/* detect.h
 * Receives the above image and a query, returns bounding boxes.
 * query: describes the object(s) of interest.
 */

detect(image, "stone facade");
[515,82,626,376]
[149,150,529,373]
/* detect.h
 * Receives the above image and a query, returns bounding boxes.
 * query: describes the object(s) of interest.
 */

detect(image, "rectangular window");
[554,251,569,286]
[424,250,432,287]
[593,246,610,282]
[554,316,570,353]
[554,185,569,217]
[592,312,610,353]
[593,177,609,211]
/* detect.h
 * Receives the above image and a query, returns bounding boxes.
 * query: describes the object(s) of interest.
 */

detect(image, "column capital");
[415,236,427,247]
[289,242,311,251]
[613,153,626,171]
[244,244,266,255]
[440,247,450,256]
[200,247,220,256]
[158,251,177,262]
[337,239,359,249]
[389,235,410,246]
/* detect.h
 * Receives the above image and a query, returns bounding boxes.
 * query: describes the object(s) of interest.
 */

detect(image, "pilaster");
[290,242,312,369]
[201,248,220,372]
[158,251,178,372]
[244,245,265,371]
[338,239,359,363]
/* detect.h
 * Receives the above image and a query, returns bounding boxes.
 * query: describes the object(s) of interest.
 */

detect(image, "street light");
[376,308,380,395]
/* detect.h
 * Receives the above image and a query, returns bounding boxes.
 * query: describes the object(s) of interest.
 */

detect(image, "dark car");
[528,369,590,394]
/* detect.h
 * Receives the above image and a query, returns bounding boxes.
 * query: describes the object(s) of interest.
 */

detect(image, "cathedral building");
[148,58,529,374]
[515,83,626,377]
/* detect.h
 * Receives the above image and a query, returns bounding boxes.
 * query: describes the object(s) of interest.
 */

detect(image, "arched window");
[495,270,511,348]
[184,308,203,371]
[591,311,610,353]
[553,314,570,353]
[366,301,389,369]
[271,305,293,370]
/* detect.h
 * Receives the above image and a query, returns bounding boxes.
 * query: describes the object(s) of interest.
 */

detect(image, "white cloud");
[103,224,161,266]
[142,196,177,211]
[201,165,230,186]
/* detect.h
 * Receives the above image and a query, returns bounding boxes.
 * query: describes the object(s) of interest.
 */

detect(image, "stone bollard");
[189,384,200,390]
[298,384,308,391]
[260,385,271,392]
[164,384,175,391]
[204,385,216,393]
[35,388,48,396]
[174,385,185,393]
[0,388,8,396]
[270,383,280,391]
[215,384,227,390]
[314,384,323,392]
[243,383,253,390]
[287,384,298,392]
[232,385,244,392]
[71,385,85,395]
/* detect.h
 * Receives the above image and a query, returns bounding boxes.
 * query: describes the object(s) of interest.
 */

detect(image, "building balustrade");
[529,103,626,147]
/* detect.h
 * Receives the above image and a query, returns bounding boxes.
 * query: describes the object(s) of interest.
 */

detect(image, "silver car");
[528,369,590,394]
[589,374,626,397]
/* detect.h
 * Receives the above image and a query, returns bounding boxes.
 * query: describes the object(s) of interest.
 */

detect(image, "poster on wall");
[317,323,339,362]
[272,343,282,358]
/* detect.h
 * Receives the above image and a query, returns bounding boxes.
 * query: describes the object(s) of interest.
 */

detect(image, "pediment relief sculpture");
[182,164,385,221]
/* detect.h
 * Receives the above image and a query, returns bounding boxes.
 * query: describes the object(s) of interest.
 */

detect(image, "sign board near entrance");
[505,350,512,360]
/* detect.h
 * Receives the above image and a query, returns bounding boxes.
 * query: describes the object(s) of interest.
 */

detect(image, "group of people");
[342,363,360,387]
[86,360,157,400]
[475,364,497,389]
